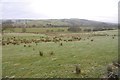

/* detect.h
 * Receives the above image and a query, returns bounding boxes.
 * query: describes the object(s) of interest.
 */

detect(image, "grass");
[2,30,118,78]
[0,34,2,79]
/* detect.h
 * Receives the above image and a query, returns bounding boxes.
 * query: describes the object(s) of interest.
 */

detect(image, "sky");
[0,0,120,23]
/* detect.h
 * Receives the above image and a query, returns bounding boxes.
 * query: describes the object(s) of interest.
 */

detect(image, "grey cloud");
[1,2,48,19]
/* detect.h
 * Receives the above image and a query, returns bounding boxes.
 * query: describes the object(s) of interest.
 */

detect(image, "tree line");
[2,20,117,33]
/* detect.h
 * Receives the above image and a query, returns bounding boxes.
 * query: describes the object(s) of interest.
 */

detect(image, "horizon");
[1,18,118,24]
[0,0,119,23]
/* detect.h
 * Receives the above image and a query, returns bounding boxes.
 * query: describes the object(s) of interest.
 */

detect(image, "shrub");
[83,28,91,32]
[68,27,81,32]
[22,28,26,33]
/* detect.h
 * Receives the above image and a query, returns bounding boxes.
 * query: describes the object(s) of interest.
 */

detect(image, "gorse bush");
[68,27,81,32]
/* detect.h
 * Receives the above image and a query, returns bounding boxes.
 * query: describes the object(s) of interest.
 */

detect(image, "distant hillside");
[1,19,118,29]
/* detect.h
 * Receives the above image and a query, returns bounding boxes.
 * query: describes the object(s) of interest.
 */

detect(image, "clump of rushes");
[75,64,81,74]
[24,44,26,47]
[91,39,94,42]
[39,51,43,56]
[50,51,54,55]
[60,43,63,46]
[107,64,113,73]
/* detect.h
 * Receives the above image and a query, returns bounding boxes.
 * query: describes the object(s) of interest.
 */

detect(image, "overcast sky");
[0,0,119,23]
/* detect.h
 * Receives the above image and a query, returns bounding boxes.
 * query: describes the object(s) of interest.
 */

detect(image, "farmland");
[2,28,118,78]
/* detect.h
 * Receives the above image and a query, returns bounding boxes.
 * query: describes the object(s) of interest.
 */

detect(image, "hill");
[1,19,118,29]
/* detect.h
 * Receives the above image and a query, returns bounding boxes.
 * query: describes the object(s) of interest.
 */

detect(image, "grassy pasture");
[0,46,1,78]
[2,30,118,78]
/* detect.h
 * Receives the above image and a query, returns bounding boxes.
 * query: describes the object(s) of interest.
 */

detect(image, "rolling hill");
[1,19,118,28]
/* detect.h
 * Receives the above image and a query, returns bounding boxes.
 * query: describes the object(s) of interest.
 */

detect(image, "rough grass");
[0,34,2,79]
[2,30,118,78]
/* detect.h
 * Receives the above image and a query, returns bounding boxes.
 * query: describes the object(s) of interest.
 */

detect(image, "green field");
[2,30,118,78]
